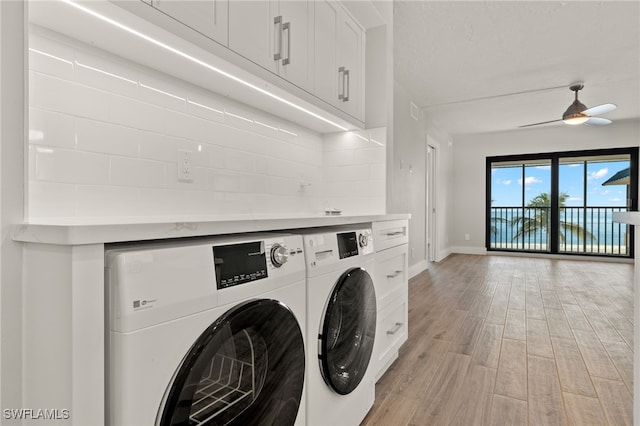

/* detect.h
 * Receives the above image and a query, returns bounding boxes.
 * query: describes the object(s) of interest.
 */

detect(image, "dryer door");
[157,299,305,426]
[320,267,376,395]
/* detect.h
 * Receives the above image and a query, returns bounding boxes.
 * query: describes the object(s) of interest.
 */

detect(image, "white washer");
[106,233,307,426]
[302,227,376,426]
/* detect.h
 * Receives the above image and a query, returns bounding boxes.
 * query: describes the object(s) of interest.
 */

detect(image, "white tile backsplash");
[35,147,110,185]
[27,26,386,220]
[322,128,387,215]
[75,118,140,157]
[29,107,76,148]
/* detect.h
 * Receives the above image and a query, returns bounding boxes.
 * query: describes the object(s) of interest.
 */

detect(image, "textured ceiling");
[394,1,640,136]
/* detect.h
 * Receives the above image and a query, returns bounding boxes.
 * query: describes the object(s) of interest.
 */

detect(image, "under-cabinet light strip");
[60,0,350,132]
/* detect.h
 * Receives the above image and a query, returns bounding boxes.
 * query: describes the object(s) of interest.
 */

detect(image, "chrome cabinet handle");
[282,22,291,65]
[343,69,349,102]
[387,322,403,335]
[385,231,404,236]
[274,16,282,61]
[338,67,345,100]
[386,270,403,279]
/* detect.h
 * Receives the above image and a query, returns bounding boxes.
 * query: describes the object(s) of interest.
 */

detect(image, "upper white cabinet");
[337,10,364,120]
[313,1,339,107]
[228,0,311,90]
[314,1,364,121]
[137,0,367,126]
[152,0,229,46]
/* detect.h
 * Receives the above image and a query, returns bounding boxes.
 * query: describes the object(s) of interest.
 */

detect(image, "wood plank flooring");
[361,254,633,426]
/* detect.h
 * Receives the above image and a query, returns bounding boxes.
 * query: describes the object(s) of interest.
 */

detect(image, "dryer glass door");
[157,299,305,426]
[320,267,376,395]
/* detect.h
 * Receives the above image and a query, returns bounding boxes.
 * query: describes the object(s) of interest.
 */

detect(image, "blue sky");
[492,160,629,207]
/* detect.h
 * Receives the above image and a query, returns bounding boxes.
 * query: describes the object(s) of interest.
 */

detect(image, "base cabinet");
[372,220,409,381]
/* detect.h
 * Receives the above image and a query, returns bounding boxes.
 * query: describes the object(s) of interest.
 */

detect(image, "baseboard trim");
[450,246,488,255]
[435,248,452,262]
[408,259,430,278]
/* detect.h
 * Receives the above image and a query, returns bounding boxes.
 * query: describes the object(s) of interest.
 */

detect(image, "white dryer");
[106,233,306,426]
[302,228,377,426]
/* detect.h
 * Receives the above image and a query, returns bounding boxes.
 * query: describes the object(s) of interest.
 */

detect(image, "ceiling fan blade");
[582,103,617,116]
[585,117,612,126]
[519,119,563,128]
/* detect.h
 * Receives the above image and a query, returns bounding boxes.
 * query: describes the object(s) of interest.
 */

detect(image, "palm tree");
[511,192,596,245]
[489,199,506,236]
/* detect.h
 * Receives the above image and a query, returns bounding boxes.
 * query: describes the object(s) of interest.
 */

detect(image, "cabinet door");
[313,0,340,107]
[277,1,311,89]
[228,0,278,73]
[338,10,364,119]
[153,0,229,46]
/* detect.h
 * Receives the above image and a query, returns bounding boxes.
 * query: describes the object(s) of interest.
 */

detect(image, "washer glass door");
[320,267,376,395]
[157,299,305,426]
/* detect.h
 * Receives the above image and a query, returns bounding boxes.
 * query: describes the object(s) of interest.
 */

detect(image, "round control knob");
[358,233,369,248]
[270,244,289,267]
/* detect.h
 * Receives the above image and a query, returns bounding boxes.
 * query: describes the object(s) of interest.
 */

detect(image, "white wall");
[425,122,454,262]
[391,82,426,273]
[390,81,455,275]
[28,26,386,221]
[0,1,25,419]
[451,119,640,253]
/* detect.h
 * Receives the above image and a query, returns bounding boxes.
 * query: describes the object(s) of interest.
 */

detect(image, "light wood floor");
[362,254,634,426]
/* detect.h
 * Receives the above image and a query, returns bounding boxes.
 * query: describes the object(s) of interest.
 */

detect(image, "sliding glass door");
[486,148,638,257]
[489,158,552,252]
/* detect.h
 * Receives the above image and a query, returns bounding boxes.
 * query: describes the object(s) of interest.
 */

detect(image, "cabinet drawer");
[372,220,408,251]
[374,295,408,375]
[374,244,408,311]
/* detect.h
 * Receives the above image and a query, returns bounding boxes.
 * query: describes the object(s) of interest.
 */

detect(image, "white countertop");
[12,213,411,245]
[613,211,640,226]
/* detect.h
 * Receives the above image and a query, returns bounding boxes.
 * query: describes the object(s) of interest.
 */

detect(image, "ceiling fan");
[520,83,617,128]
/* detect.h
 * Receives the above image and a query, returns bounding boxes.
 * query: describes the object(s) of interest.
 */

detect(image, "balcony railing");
[490,206,629,256]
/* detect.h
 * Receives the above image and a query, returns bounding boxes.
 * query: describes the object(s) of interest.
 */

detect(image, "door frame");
[426,136,438,262]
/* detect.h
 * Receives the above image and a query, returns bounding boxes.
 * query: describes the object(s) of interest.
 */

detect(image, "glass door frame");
[486,147,638,258]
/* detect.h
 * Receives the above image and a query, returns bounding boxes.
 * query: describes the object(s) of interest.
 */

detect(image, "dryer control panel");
[337,229,373,258]
[303,228,374,277]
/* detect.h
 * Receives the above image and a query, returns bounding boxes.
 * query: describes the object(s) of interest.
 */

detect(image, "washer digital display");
[337,232,358,259]
[213,241,268,289]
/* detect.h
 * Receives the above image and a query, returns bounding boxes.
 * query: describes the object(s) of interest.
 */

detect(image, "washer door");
[320,267,376,395]
[157,299,305,426]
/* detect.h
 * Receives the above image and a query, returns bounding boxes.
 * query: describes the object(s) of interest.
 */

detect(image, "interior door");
[427,143,437,262]
[319,267,376,395]
[157,299,305,426]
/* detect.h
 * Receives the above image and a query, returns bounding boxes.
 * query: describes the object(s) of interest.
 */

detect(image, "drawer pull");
[387,322,403,335]
[386,270,403,279]
[385,231,404,236]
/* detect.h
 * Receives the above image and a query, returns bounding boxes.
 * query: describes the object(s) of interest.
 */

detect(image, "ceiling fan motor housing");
[562,99,588,121]
[562,84,588,123]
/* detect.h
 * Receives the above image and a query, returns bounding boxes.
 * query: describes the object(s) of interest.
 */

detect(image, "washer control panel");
[270,243,289,267]
[213,236,303,289]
